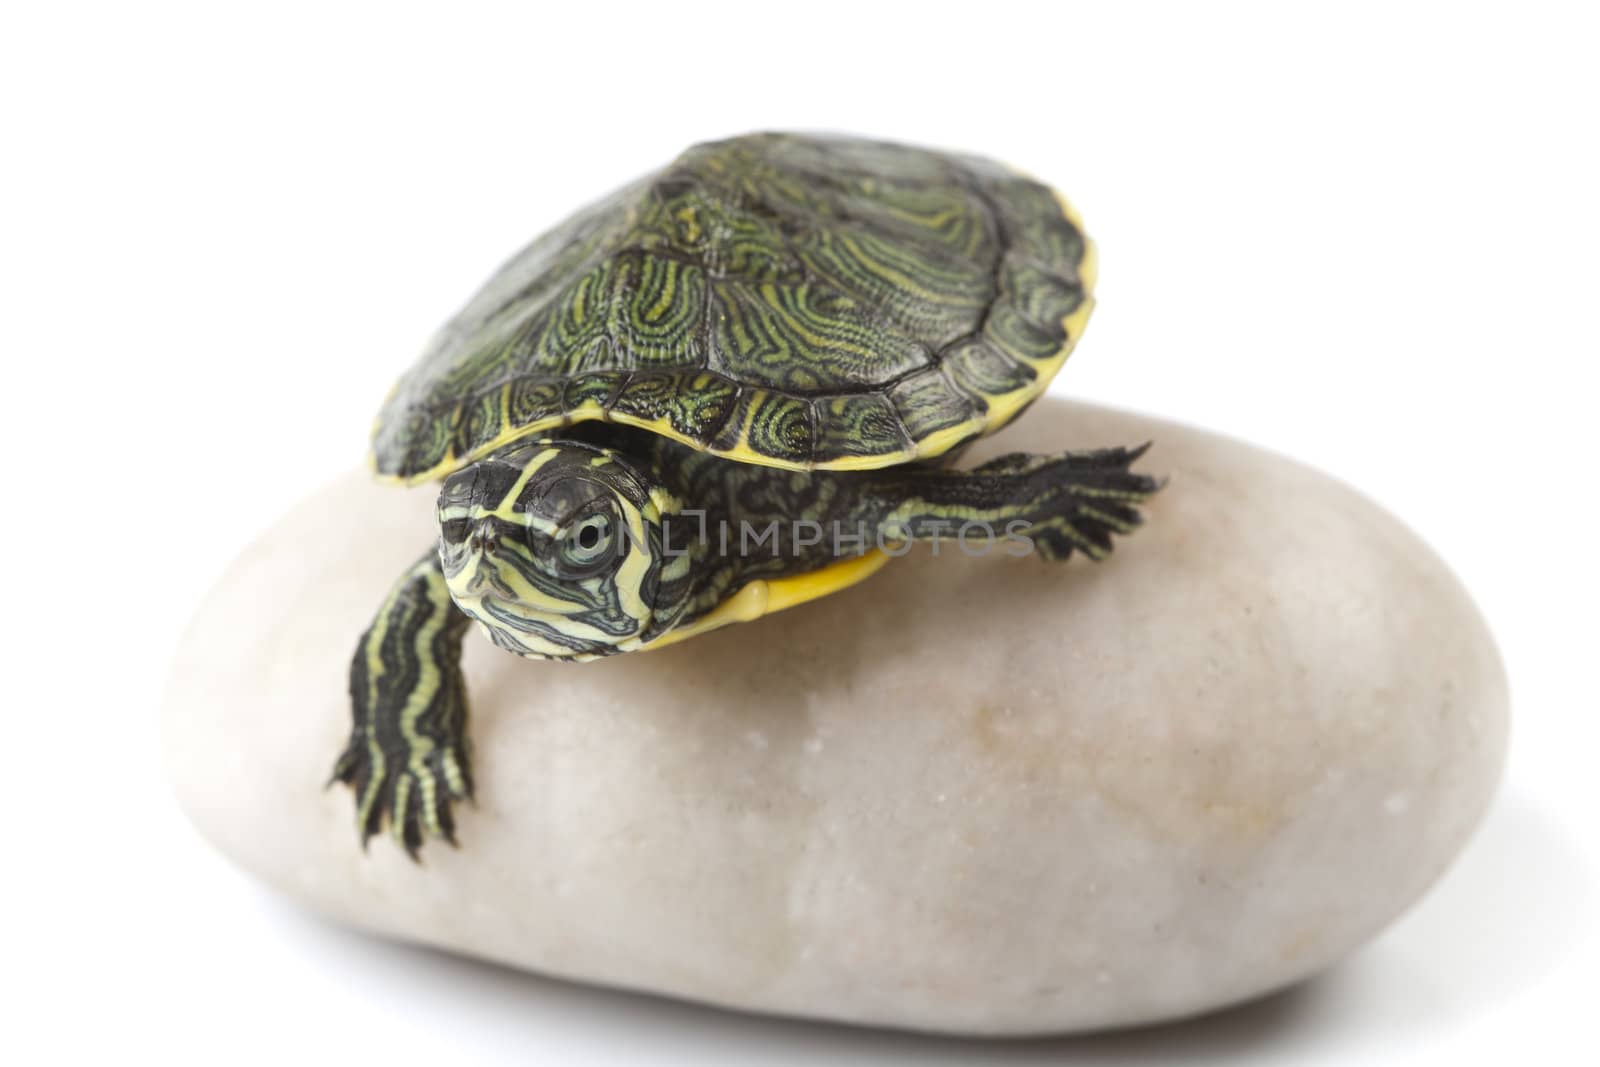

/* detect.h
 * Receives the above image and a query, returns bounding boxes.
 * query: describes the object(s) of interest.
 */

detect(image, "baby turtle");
[333,132,1158,856]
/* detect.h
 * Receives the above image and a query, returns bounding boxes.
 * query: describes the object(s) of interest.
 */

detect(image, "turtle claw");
[979,445,1159,563]
[331,730,473,862]
[332,550,475,860]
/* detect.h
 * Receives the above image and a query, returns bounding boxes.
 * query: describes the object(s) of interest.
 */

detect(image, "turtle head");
[435,440,692,660]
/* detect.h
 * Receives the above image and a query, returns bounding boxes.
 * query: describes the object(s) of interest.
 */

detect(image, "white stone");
[161,398,1508,1035]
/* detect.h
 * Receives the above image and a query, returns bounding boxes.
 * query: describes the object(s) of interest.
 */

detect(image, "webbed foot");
[331,551,474,859]
[975,444,1159,561]
[875,443,1160,562]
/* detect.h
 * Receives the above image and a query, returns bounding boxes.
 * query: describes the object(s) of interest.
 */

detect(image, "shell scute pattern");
[943,338,1038,399]
[705,274,931,392]
[812,393,911,464]
[888,368,982,444]
[372,132,1093,482]
[610,371,741,446]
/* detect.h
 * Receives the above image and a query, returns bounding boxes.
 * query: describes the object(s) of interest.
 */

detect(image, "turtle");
[331,132,1159,857]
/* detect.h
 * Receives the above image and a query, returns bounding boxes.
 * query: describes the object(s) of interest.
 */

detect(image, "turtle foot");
[332,549,475,860]
[330,730,473,860]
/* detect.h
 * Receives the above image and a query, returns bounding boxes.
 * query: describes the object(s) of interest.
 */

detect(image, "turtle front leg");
[330,549,473,859]
[867,444,1161,561]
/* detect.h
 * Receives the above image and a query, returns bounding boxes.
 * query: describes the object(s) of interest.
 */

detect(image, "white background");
[5,2,1596,1063]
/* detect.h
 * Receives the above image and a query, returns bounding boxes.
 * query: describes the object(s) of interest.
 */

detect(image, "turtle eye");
[555,509,618,577]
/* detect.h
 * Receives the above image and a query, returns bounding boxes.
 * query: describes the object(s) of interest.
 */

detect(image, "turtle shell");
[372,132,1095,483]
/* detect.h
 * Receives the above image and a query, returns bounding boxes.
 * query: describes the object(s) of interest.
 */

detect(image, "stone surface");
[162,398,1508,1036]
